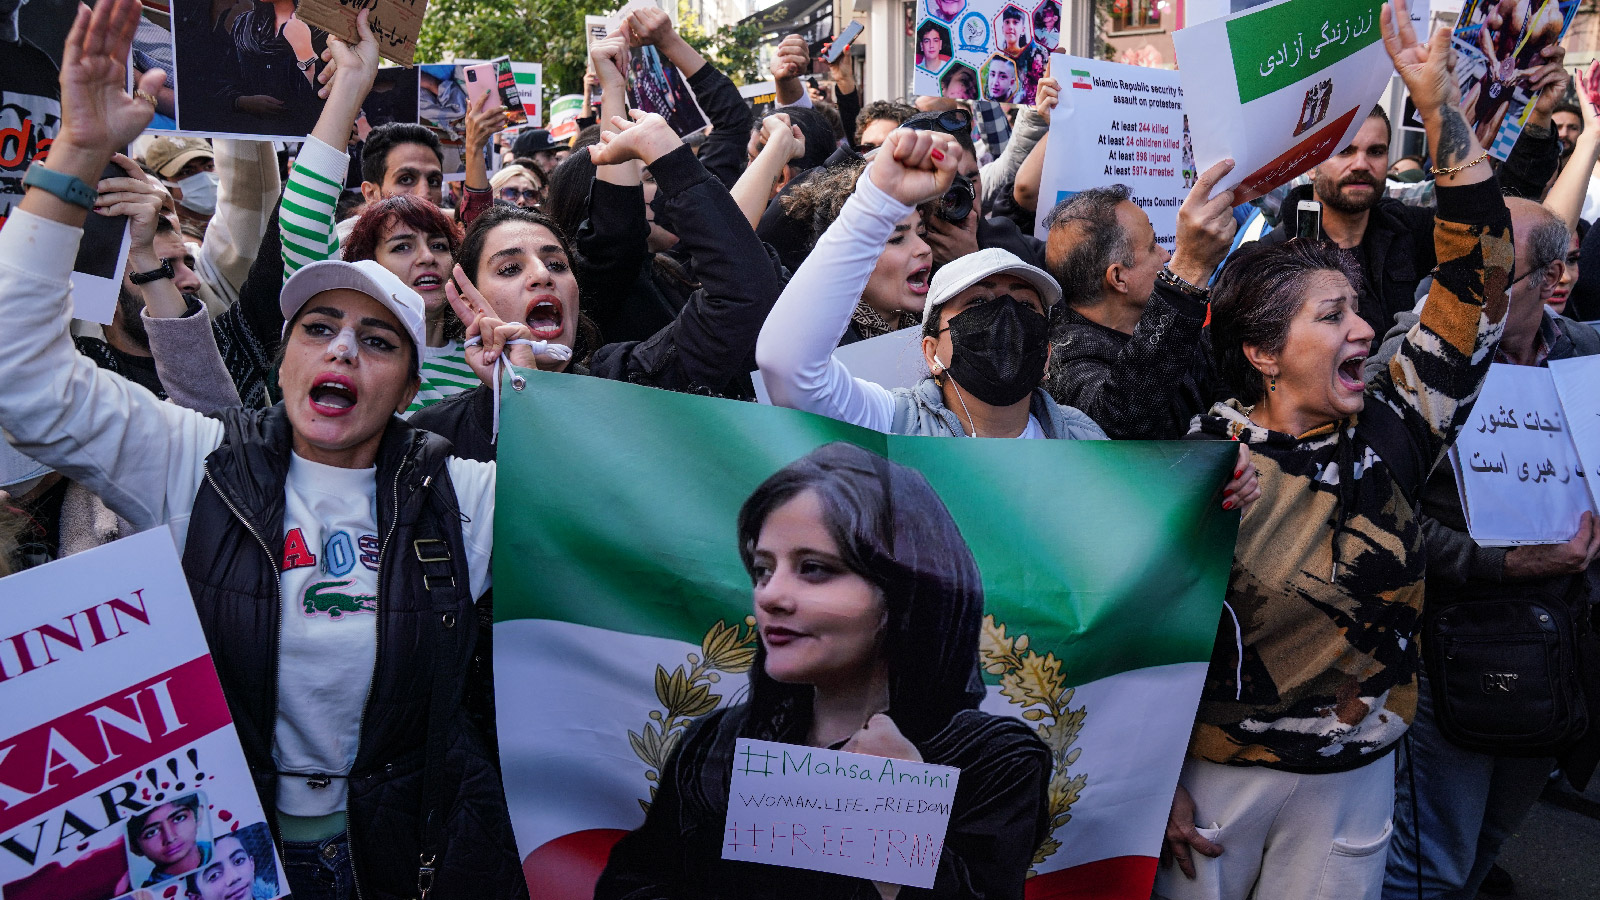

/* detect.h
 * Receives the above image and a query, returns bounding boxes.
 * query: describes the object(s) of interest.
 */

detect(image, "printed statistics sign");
[722,739,959,888]
[1033,56,1191,246]
[1172,0,1393,203]
[912,0,1060,104]
[491,374,1239,900]
[0,529,285,900]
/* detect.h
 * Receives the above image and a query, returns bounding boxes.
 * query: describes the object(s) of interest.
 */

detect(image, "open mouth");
[906,267,930,296]
[525,298,564,341]
[308,373,358,416]
[1337,354,1367,393]
[413,273,442,292]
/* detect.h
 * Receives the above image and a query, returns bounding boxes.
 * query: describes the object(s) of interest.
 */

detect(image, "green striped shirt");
[407,342,477,414]
[279,136,348,284]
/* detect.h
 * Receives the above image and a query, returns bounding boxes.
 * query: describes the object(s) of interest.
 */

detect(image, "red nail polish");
[930,148,945,161]
[1222,500,1234,510]
[1234,469,1243,479]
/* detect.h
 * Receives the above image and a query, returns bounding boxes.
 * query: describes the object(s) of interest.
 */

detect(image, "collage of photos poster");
[913,0,1060,104]
[1450,0,1580,159]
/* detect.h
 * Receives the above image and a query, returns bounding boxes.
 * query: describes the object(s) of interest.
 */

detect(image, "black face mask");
[944,295,1052,407]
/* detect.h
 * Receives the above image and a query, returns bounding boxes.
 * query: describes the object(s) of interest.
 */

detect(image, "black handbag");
[1423,573,1590,757]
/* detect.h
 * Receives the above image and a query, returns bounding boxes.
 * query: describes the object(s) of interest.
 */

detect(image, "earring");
[1269,374,1277,392]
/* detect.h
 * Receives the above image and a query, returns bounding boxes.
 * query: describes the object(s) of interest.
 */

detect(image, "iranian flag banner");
[492,375,1237,899]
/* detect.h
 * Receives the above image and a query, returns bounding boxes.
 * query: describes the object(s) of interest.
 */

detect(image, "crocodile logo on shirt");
[303,580,377,618]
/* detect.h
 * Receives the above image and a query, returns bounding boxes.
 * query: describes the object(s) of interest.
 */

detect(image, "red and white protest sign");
[0,528,285,900]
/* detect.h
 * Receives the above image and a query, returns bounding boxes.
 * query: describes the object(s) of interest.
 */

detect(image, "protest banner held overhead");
[1451,0,1579,160]
[1171,0,1393,203]
[296,0,429,67]
[1449,363,1597,545]
[913,0,1059,104]
[1033,56,1190,245]
[490,374,1238,900]
[0,528,286,900]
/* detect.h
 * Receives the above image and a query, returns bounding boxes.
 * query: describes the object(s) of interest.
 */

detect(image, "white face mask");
[170,170,218,216]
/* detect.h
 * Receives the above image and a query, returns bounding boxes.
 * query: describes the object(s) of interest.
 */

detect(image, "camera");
[937,175,975,223]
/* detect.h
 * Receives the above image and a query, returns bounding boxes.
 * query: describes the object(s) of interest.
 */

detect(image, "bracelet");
[1430,149,1490,177]
[1157,266,1209,299]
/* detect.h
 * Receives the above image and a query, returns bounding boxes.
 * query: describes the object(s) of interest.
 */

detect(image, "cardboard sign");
[0,529,285,900]
[912,0,1058,104]
[1450,363,1597,546]
[1171,0,1394,203]
[721,738,959,888]
[296,0,428,67]
[1033,56,1190,246]
[1550,355,1600,513]
[1451,0,1578,160]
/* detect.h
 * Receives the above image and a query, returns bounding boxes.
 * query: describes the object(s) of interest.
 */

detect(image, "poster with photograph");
[625,44,708,136]
[1033,57,1190,248]
[493,375,1239,900]
[170,0,330,139]
[3,0,129,324]
[0,528,285,900]
[912,0,1057,105]
[1172,0,1393,203]
[419,63,473,182]
[508,61,544,128]
[1451,0,1579,160]
[547,94,585,141]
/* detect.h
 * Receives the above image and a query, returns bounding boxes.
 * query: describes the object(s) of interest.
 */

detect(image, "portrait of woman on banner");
[595,442,1051,900]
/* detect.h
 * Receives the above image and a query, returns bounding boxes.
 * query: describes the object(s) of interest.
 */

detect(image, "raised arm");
[3,0,221,532]
[756,128,959,431]
[1545,61,1600,230]
[458,90,508,227]
[732,114,805,228]
[280,10,378,283]
[191,139,281,314]
[1373,0,1511,464]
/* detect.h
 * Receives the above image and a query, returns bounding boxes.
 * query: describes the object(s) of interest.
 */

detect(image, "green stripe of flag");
[492,375,1237,691]
[1226,0,1385,104]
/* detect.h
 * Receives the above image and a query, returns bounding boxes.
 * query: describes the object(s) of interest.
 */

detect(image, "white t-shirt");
[273,454,383,817]
[1018,415,1044,439]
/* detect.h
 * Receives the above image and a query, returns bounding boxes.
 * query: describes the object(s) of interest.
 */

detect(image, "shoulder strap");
[410,475,468,900]
[1357,399,1426,507]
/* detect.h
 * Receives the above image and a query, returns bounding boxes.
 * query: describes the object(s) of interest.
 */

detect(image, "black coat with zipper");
[182,405,525,900]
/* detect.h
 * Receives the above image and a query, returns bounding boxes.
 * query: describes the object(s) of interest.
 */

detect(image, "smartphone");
[1296,200,1322,240]
[491,56,529,127]
[826,20,864,63]
[464,63,497,112]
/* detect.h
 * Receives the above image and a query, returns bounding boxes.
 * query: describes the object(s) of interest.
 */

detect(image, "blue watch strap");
[23,161,97,210]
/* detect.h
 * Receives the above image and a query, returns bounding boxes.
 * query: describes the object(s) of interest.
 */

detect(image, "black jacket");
[1261,127,1559,338]
[1046,280,1223,439]
[684,63,753,191]
[183,406,524,899]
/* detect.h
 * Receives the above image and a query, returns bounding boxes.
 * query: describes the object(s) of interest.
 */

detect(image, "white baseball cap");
[280,259,427,373]
[922,247,1063,325]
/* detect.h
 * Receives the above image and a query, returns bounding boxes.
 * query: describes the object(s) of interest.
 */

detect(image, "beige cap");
[143,136,213,179]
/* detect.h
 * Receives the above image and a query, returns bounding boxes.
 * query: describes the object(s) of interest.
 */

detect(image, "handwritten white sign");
[1450,363,1596,546]
[1551,354,1600,514]
[721,738,959,888]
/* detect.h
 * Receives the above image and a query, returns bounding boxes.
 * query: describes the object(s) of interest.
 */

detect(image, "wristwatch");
[129,259,175,285]
[1157,266,1210,299]
[22,162,96,210]
[297,56,317,71]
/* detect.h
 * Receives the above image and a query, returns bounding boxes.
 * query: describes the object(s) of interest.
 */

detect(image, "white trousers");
[1152,755,1396,900]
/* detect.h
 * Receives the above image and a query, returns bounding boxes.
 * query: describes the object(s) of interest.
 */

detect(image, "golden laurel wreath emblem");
[627,614,1088,872]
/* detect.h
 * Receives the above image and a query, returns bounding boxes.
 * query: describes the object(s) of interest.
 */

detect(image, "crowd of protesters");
[0,0,1597,897]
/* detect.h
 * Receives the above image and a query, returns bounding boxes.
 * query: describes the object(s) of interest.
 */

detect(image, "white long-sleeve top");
[755,174,911,433]
[0,209,496,599]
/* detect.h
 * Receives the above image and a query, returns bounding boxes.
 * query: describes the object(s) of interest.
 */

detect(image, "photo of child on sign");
[915,0,1053,104]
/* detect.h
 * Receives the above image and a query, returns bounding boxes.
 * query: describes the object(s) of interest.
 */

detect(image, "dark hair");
[543,147,598,241]
[360,123,444,186]
[855,100,917,145]
[571,124,604,152]
[334,188,366,223]
[782,106,839,172]
[1043,184,1132,307]
[1366,103,1391,137]
[188,822,277,899]
[1002,5,1024,19]
[1210,240,1359,405]
[127,793,202,859]
[458,203,575,284]
[1554,101,1584,123]
[736,442,986,744]
[813,100,846,144]
[1034,1,1060,26]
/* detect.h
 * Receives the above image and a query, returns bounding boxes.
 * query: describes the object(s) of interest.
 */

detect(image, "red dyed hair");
[342,194,463,265]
